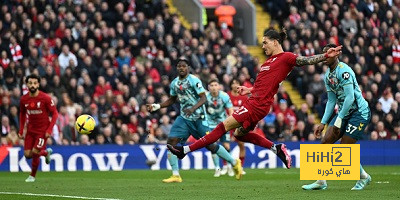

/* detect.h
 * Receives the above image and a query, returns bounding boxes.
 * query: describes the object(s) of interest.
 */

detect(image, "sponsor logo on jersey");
[27,110,43,115]
[260,66,270,72]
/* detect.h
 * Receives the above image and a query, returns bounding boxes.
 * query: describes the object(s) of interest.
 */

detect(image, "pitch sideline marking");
[0,191,122,200]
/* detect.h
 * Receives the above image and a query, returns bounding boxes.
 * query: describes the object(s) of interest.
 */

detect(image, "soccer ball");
[75,114,96,134]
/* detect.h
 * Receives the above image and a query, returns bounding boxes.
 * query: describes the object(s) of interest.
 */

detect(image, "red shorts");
[232,104,270,131]
[24,133,47,151]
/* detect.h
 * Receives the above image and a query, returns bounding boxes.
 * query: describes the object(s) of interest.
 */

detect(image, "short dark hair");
[25,74,41,84]
[263,28,287,44]
[323,44,337,52]
[230,78,240,88]
[208,79,219,85]
[177,57,190,66]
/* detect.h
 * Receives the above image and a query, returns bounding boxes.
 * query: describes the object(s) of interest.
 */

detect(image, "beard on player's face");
[29,86,38,93]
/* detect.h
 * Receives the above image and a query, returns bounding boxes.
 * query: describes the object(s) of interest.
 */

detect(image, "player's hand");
[325,45,342,58]
[18,134,24,140]
[45,132,51,139]
[314,123,325,139]
[237,86,251,96]
[146,104,160,112]
[183,107,194,116]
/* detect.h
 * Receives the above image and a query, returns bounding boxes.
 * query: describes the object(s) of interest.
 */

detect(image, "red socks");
[235,131,273,149]
[39,149,48,157]
[30,154,40,177]
[240,156,245,166]
[189,123,226,151]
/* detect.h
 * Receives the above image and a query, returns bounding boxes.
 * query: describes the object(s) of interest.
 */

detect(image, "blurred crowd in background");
[0,0,399,147]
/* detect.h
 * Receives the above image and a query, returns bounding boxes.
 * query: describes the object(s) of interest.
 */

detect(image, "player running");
[302,44,371,191]
[19,74,58,182]
[227,78,249,175]
[204,79,234,177]
[167,29,342,172]
[147,59,242,183]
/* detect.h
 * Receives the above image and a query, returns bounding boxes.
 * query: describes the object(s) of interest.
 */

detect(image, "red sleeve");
[19,97,26,136]
[286,52,298,67]
[45,95,59,134]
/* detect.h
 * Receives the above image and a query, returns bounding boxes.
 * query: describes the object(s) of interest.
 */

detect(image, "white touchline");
[0,192,122,200]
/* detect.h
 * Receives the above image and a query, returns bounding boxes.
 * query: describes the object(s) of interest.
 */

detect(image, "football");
[75,114,96,134]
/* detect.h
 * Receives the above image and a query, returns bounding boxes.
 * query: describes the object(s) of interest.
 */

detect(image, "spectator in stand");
[58,45,77,74]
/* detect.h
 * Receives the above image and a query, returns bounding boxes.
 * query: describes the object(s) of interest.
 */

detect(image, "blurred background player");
[228,78,249,175]
[147,59,241,183]
[302,44,371,191]
[19,74,58,182]
[204,79,234,177]
[168,29,342,173]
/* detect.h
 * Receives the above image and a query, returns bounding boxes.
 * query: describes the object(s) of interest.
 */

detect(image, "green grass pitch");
[0,166,399,200]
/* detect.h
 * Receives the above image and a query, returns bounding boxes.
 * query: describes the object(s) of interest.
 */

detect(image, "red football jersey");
[228,91,248,111]
[247,52,298,114]
[19,91,58,135]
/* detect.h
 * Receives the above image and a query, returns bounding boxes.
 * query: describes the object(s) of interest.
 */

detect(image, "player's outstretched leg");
[167,144,185,159]
[275,144,292,169]
[235,131,292,169]
[302,180,328,190]
[351,164,371,190]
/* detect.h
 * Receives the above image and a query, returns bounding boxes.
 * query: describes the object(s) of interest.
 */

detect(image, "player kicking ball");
[147,59,242,183]
[302,44,371,191]
[167,29,342,171]
[19,74,58,182]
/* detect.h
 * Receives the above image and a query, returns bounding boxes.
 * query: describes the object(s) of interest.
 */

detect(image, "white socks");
[183,146,191,154]
[316,180,327,185]
[172,170,180,176]
[270,144,277,154]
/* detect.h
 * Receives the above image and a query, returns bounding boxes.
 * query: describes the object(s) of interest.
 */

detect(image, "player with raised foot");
[167,29,342,171]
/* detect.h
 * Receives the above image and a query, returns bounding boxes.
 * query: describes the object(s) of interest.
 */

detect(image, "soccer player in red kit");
[168,29,342,174]
[19,74,58,182]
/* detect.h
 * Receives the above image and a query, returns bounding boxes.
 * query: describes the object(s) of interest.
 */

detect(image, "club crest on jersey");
[37,102,41,108]
[329,77,338,85]
[342,72,350,79]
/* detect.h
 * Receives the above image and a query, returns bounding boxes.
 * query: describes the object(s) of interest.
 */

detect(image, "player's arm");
[334,84,355,128]
[183,92,206,116]
[146,96,177,112]
[321,91,337,125]
[296,46,342,66]
[46,98,59,138]
[18,100,27,138]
